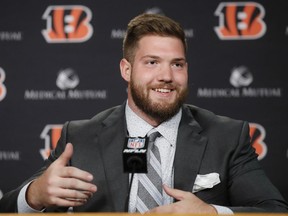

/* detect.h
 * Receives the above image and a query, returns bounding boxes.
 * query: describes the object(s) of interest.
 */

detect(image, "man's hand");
[149,185,217,214]
[26,143,97,210]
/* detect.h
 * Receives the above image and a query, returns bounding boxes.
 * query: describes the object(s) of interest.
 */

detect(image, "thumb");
[163,184,188,201]
[56,143,73,166]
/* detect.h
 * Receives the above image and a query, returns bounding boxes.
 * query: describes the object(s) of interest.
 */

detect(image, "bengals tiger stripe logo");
[40,124,63,160]
[42,5,93,43]
[214,2,266,40]
[0,67,7,101]
[249,123,267,160]
[38,123,267,160]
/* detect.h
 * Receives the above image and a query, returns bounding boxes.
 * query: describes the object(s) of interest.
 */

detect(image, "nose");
[157,64,173,82]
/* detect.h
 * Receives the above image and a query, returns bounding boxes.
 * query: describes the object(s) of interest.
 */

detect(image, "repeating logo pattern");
[38,123,268,161]
[249,123,267,160]
[42,5,93,43]
[214,2,266,40]
[24,68,107,100]
[197,65,282,98]
[40,125,63,160]
[0,67,7,101]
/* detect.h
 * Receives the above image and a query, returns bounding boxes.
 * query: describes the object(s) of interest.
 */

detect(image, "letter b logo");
[42,5,93,43]
[214,2,266,40]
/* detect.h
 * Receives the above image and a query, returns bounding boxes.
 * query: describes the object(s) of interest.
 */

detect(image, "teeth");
[155,88,172,93]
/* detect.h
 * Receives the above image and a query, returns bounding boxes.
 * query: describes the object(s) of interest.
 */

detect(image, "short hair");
[123,13,187,63]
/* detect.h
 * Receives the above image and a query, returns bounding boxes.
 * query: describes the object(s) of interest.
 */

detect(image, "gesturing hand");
[148,185,217,214]
[26,143,97,210]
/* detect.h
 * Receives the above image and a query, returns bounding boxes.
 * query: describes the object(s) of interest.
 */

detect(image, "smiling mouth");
[153,88,174,93]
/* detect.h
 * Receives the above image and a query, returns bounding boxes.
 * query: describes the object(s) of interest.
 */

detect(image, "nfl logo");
[127,138,145,149]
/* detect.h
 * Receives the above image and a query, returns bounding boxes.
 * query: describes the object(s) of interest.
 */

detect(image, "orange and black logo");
[249,123,267,160]
[40,124,63,160]
[42,5,93,43]
[0,67,7,101]
[215,2,266,40]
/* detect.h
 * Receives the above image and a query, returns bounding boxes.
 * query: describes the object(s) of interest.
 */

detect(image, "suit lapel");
[98,104,129,212]
[174,105,208,193]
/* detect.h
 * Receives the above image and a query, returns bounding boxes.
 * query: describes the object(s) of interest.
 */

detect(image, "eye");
[144,59,159,67]
[147,60,157,65]
[172,62,184,68]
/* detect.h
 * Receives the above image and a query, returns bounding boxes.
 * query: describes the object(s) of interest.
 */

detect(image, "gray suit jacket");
[1,103,287,212]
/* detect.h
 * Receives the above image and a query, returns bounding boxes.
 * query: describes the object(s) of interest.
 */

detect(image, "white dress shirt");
[125,104,182,212]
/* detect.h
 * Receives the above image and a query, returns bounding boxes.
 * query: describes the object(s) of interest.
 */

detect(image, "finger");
[60,166,94,183]
[55,144,94,183]
[49,196,87,207]
[56,143,74,167]
[58,188,94,200]
[163,184,190,201]
[58,176,97,193]
[65,197,88,203]
[45,187,93,206]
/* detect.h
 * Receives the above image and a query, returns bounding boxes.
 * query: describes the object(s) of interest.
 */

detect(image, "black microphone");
[123,136,149,211]
[123,136,148,173]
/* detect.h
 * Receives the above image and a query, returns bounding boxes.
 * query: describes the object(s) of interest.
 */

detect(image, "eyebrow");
[172,57,187,62]
[141,55,186,62]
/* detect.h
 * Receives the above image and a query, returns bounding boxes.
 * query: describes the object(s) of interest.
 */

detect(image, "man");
[0,13,287,213]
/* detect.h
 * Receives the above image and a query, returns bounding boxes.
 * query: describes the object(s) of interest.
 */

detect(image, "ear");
[120,58,131,82]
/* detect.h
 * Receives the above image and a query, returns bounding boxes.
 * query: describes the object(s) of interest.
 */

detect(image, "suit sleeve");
[228,122,288,212]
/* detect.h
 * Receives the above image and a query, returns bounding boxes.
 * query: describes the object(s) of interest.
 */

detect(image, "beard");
[130,79,188,123]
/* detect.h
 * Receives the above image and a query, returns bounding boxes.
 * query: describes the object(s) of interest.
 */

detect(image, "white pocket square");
[192,172,220,193]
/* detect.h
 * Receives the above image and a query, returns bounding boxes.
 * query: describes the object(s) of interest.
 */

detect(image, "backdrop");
[0,0,287,202]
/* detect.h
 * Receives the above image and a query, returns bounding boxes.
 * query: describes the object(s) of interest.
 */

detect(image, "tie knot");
[147,129,161,143]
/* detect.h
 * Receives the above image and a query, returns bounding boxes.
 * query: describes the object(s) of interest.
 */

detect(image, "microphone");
[123,136,148,173]
[123,136,149,211]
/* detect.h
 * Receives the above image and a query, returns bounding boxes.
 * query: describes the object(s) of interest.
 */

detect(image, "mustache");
[151,83,177,89]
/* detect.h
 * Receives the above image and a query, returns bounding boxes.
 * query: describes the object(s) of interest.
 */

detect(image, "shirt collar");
[125,103,182,146]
